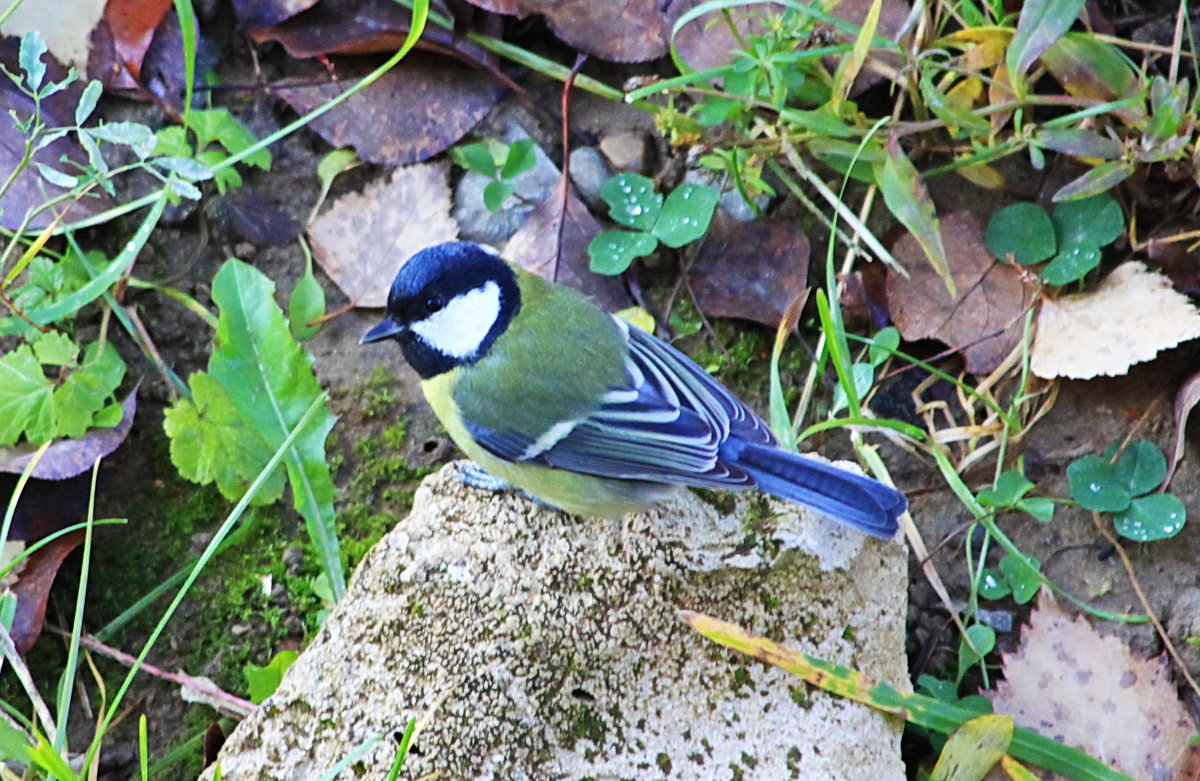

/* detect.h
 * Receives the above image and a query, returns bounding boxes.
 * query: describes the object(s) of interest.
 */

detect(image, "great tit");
[361,241,905,538]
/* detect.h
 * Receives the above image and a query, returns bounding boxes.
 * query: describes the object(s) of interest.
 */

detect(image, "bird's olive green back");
[451,265,628,437]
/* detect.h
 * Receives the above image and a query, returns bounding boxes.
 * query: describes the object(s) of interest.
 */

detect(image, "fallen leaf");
[504,181,631,312]
[0,0,106,74]
[308,162,458,307]
[1165,371,1200,490]
[463,0,669,62]
[0,40,113,229]
[276,54,504,165]
[230,0,321,28]
[887,211,1036,374]
[989,591,1200,780]
[687,210,809,326]
[1030,262,1200,379]
[86,0,173,90]
[207,189,303,248]
[0,390,137,480]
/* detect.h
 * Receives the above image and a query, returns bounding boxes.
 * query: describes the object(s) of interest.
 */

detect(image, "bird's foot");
[452,461,564,514]
[453,461,511,492]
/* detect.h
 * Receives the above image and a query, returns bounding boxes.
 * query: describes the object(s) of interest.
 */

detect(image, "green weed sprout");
[450,138,538,211]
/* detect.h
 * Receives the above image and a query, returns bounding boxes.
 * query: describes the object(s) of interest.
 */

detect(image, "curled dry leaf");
[461,0,670,62]
[277,54,504,166]
[504,182,631,312]
[989,591,1200,780]
[308,161,459,307]
[887,211,1036,374]
[1165,371,1200,489]
[1031,262,1200,379]
[86,0,173,90]
[687,210,809,326]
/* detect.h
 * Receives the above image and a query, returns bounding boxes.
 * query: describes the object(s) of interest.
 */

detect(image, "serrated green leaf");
[1110,439,1166,496]
[244,650,300,704]
[984,203,1055,265]
[588,230,657,275]
[1039,242,1101,285]
[190,108,271,169]
[1051,193,1124,248]
[53,341,125,439]
[998,553,1041,603]
[501,138,536,179]
[1067,454,1130,512]
[600,173,662,231]
[0,345,52,446]
[33,331,78,366]
[652,183,719,248]
[1114,493,1186,541]
[163,259,343,597]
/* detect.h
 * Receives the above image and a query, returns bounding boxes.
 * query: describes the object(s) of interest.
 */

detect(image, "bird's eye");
[423,295,445,313]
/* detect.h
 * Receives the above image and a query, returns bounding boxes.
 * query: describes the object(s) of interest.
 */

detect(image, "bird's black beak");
[360,317,406,345]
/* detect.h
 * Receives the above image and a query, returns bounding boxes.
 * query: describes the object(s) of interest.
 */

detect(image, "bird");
[360,241,905,538]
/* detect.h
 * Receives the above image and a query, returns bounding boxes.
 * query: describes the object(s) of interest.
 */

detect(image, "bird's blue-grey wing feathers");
[465,317,772,487]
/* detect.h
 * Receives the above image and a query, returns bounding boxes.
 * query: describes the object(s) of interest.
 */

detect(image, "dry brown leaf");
[308,162,458,307]
[504,182,630,312]
[0,0,105,74]
[1165,370,1200,489]
[989,591,1200,781]
[277,54,504,166]
[1031,262,1200,379]
[887,211,1036,374]
[688,210,809,326]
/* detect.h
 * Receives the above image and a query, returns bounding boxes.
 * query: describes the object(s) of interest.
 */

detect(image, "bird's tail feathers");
[730,442,905,538]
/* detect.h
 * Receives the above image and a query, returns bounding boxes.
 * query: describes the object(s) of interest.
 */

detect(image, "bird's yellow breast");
[420,371,673,517]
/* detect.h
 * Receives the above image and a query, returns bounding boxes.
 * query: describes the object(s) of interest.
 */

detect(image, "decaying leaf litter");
[1,0,1200,777]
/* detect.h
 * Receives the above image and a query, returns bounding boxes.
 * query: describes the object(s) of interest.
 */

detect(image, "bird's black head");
[360,241,521,379]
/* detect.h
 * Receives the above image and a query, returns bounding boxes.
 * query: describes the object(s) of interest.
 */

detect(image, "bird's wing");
[464,318,773,487]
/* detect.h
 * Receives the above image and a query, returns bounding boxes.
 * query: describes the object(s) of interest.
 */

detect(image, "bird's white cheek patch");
[411,281,502,359]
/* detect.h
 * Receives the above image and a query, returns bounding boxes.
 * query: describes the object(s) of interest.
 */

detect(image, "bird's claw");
[453,461,511,492]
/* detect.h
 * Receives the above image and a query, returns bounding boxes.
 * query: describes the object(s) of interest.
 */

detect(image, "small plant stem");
[0,624,56,743]
[1088,510,1200,699]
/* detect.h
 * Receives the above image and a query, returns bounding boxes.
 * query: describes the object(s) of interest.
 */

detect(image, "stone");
[206,463,908,780]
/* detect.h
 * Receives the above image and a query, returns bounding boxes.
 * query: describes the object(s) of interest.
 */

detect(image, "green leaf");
[978,568,1011,600]
[1051,161,1135,202]
[0,718,30,761]
[189,108,271,169]
[1018,497,1055,523]
[501,138,537,179]
[652,183,719,248]
[998,553,1041,604]
[1114,493,1187,542]
[244,650,300,704]
[88,121,157,159]
[289,254,326,342]
[452,141,498,178]
[830,363,875,415]
[75,79,102,125]
[53,341,125,439]
[163,259,344,597]
[1051,193,1124,248]
[977,470,1034,508]
[1066,454,1130,512]
[874,135,952,295]
[1039,242,1102,285]
[316,148,357,189]
[18,31,46,92]
[33,331,78,366]
[868,327,900,366]
[588,231,657,275]
[984,203,1055,265]
[483,180,515,212]
[0,345,53,446]
[1110,439,1166,496]
[600,173,663,231]
[154,125,193,158]
[1006,0,1087,84]
[956,624,996,681]
[1034,128,1122,160]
